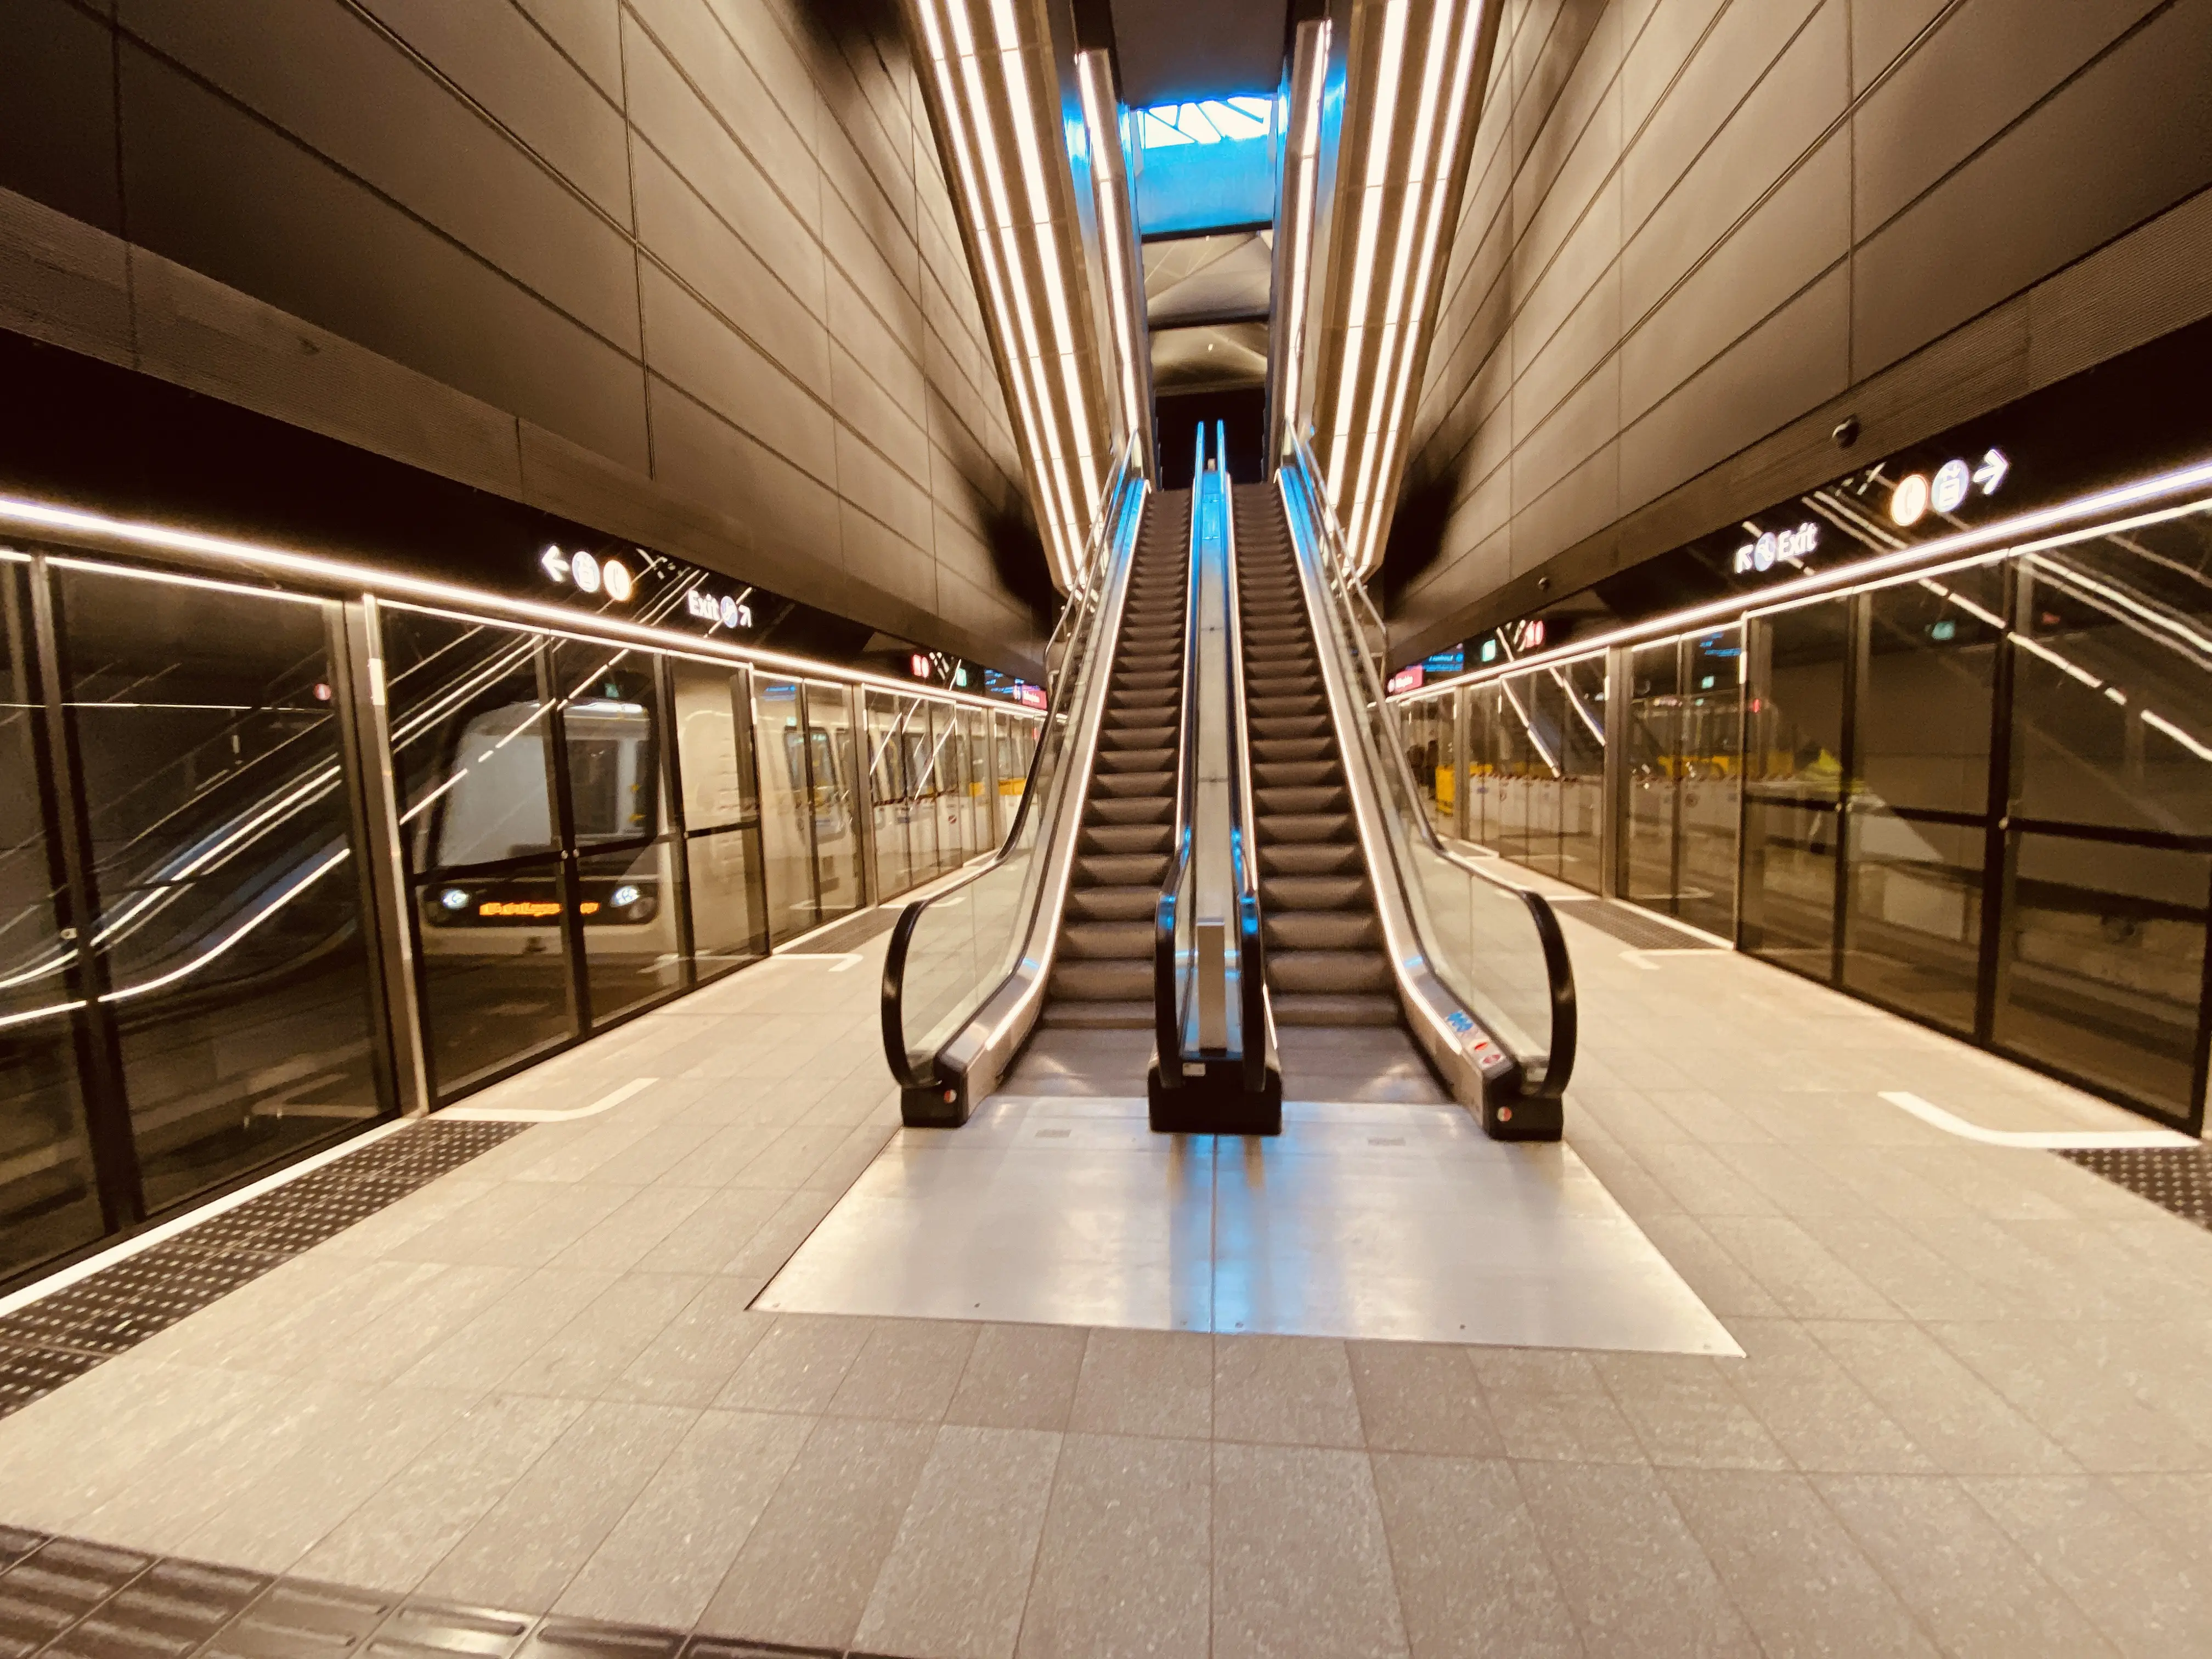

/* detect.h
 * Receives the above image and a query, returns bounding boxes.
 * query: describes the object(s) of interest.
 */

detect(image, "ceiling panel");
[1108,0,1288,106]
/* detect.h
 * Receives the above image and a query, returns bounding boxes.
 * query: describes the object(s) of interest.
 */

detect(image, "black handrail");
[1219,443,1270,1093]
[1153,426,1209,1078]
[1279,436,1579,1101]
[881,441,1142,1091]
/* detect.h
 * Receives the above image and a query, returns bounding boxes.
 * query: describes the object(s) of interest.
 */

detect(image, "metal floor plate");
[758,1096,1741,1353]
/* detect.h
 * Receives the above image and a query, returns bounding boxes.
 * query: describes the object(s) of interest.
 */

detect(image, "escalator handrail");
[1281,430,1578,1098]
[882,436,1144,1090]
[1154,427,1209,1078]
[1220,455,1270,1093]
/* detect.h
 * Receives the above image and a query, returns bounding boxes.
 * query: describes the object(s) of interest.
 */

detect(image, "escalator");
[1042,492,1190,1029]
[1235,485,1395,1030]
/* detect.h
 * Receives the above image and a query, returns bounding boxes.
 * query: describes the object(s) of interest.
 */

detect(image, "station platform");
[3,896,2211,1658]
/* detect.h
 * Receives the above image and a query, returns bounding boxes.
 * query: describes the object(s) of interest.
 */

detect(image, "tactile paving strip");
[0,1120,528,1421]
[0,1533,843,1659]
[1552,898,1723,951]
[2060,1144,2212,1232]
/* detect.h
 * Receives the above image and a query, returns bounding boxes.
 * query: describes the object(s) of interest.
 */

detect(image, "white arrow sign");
[1973,448,2010,496]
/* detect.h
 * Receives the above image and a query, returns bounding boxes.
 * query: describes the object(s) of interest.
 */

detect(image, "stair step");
[1261,872,1370,909]
[1069,885,1159,922]
[1272,992,1402,1028]
[1038,997,1154,1029]
[1077,851,1168,887]
[1264,911,1380,951]
[1256,785,1346,815]
[1061,919,1155,959]
[1261,844,1365,879]
[1269,949,1393,994]
[1050,959,1152,1001]
[1083,823,1171,856]
[1257,810,1356,843]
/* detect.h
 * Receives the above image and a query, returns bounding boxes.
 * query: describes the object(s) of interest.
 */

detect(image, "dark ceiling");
[1105,0,1289,106]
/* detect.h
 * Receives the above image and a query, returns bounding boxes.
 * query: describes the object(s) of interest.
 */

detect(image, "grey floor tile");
[1661,1468,1934,1657]
[416,1398,697,1611]
[1347,1342,1500,1458]
[1699,1216,1902,1321]
[1069,1329,1213,1440]
[827,1318,979,1422]
[854,1425,1063,1659]
[1816,1475,2119,1657]
[391,1268,620,1394]
[289,1391,589,1592]
[1017,1433,1211,1659]
[630,1186,788,1274]
[1632,1213,1787,1318]
[1370,1454,1581,1658]
[544,1183,716,1273]
[1715,1319,1936,1475]
[696,1414,936,1651]
[714,1313,874,1414]
[601,1280,776,1407]
[1212,1442,1407,1659]
[947,1323,1088,1432]
[174,1384,480,1574]
[1808,1322,2079,1475]
[1634,1144,1784,1218]
[493,1273,706,1400]
[1469,1349,1645,1465]
[1963,1474,2212,1657]
[1592,1354,1790,1471]
[1512,1460,1758,1658]
[1926,1321,2212,1474]
[554,1408,811,1629]
[1213,1335,1364,1449]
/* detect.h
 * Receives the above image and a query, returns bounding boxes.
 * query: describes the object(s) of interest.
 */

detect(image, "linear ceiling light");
[1268,20,1330,466]
[1311,0,1501,579]
[910,0,1114,592]
[1076,49,1154,478]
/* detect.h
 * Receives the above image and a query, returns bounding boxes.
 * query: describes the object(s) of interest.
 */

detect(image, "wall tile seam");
[1424,0,2176,501]
[647,368,966,574]
[1390,183,2212,656]
[1430,0,1679,346]
[1502,0,1617,188]
[1848,0,2187,255]
[616,10,963,380]
[500,0,628,119]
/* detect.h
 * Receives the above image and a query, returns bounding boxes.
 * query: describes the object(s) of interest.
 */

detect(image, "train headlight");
[439,888,470,911]
[610,884,641,910]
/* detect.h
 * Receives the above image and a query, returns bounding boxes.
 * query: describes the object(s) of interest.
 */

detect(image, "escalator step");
[1060,919,1155,959]
[1272,992,1402,1027]
[1083,823,1172,856]
[1038,997,1154,1029]
[1259,810,1356,843]
[1263,910,1381,951]
[1050,959,1153,1001]
[1261,845,1366,879]
[1268,949,1393,994]
[1256,785,1347,814]
[1261,872,1370,909]
[1069,885,1159,922]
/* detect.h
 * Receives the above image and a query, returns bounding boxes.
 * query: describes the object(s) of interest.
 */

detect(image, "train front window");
[431,704,557,867]
[556,652,662,847]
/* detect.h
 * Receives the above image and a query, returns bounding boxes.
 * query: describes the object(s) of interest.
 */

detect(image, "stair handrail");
[881,434,1144,1103]
[1280,428,1578,1105]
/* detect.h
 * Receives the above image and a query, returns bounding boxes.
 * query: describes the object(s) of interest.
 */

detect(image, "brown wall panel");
[0,0,1044,675]
[1389,0,2212,664]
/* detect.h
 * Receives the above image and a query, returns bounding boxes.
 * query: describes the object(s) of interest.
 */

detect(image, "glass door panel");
[1995,834,2206,1124]
[384,609,575,1097]
[900,712,938,886]
[755,678,816,940]
[1524,672,1564,877]
[1679,629,1743,938]
[668,658,765,980]
[554,639,676,1025]
[1465,687,1501,850]
[805,682,862,923]
[1742,603,1849,972]
[0,566,106,1277]
[58,567,383,1210]
[1557,659,1606,893]
[1623,641,1679,910]
[960,707,990,856]
[866,692,911,901]
[931,702,964,873]
[1844,810,1983,1034]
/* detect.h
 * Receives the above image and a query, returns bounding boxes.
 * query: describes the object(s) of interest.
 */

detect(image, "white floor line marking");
[1620,946,1733,968]
[445,1075,657,1124]
[1879,1089,2196,1149]
[0,1116,416,1318]
[1621,951,1660,971]
[778,951,866,969]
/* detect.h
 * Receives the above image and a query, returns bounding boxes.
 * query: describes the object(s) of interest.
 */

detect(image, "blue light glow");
[1136,96,1274,148]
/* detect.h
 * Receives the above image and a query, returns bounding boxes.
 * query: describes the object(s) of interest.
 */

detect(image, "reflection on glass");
[671,659,756,833]
[0,565,106,1277]
[932,703,965,873]
[1861,568,1997,815]
[1557,658,1605,893]
[578,842,679,1022]
[899,699,938,885]
[384,609,574,1095]
[1996,834,2205,1123]
[1742,604,1848,970]
[755,678,815,939]
[1402,694,1454,841]
[1678,630,1742,939]
[960,706,990,861]
[806,682,862,922]
[1465,686,1501,849]
[1624,641,1679,910]
[866,692,912,900]
[2012,535,2212,837]
[687,829,765,974]
[59,567,382,1211]
[1843,808,1982,1033]
[553,641,661,847]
